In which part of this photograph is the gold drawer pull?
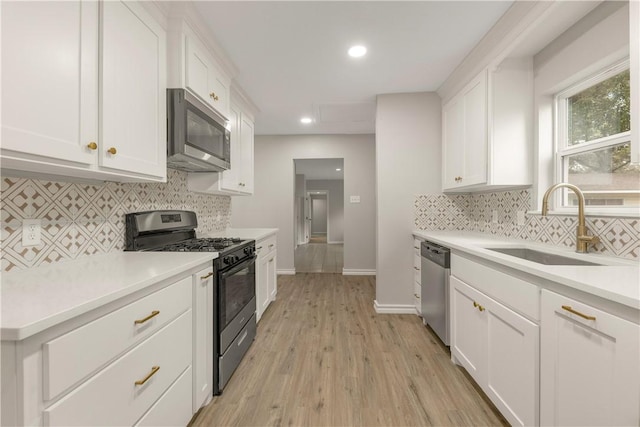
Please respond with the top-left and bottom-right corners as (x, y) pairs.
(87, 142), (97, 150)
(414, 293), (420, 298)
(562, 305), (596, 321)
(256, 246), (263, 250)
(414, 267), (420, 271)
(135, 366), (160, 386)
(209, 92), (219, 101)
(134, 310), (160, 324)
(200, 272), (214, 280)
(414, 246), (419, 249)
(473, 301), (485, 312)
(107, 147), (117, 155)
(269, 244), (274, 248)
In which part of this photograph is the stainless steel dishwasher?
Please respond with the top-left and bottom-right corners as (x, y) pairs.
(420, 241), (451, 346)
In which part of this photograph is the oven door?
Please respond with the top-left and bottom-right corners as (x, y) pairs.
(218, 256), (256, 333)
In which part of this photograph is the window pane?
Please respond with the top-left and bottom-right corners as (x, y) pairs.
(567, 69), (630, 146)
(565, 142), (640, 207)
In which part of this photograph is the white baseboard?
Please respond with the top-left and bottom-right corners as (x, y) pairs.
(373, 300), (417, 314)
(342, 269), (376, 276)
(277, 269), (296, 275)
(328, 241), (344, 245)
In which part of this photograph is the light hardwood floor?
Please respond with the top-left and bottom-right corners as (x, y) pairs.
(191, 274), (508, 427)
(294, 243), (343, 273)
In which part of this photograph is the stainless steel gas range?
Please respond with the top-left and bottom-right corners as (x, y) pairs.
(125, 210), (256, 395)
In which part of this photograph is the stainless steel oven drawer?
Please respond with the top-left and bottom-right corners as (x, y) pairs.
(219, 313), (256, 390)
(220, 296), (256, 351)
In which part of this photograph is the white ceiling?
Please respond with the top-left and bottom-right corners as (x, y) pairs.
(295, 158), (344, 180)
(194, 1), (513, 136)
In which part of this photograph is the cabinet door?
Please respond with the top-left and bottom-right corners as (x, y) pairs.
(461, 70), (487, 187)
(192, 267), (213, 411)
(450, 276), (486, 384)
(541, 290), (640, 427)
(221, 104), (241, 192)
(256, 250), (270, 322)
(100, 1), (166, 179)
(267, 252), (277, 302)
(1, 1), (98, 165)
(485, 295), (538, 427)
(442, 96), (464, 189)
(239, 116), (255, 193)
(185, 36), (229, 118)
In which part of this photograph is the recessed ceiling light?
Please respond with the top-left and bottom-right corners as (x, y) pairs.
(336, 168), (342, 171)
(348, 45), (367, 58)
(300, 117), (312, 124)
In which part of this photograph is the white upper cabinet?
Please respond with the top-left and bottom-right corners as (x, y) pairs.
(100, 1), (166, 179)
(184, 34), (230, 119)
(1, 1), (167, 183)
(442, 57), (533, 192)
(187, 88), (255, 196)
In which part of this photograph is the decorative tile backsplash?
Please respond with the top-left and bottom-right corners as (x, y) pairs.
(1, 169), (231, 272)
(415, 189), (640, 260)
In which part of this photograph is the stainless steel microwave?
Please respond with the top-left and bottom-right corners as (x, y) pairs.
(167, 88), (231, 172)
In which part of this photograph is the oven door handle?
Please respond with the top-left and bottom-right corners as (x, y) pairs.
(218, 255), (256, 278)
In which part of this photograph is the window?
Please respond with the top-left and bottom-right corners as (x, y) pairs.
(555, 61), (639, 211)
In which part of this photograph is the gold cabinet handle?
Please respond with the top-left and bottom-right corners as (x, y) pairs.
(87, 142), (97, 150)
(134, 310), (160, 324)
(414, 293), (420, 298)
(209, 92), (219, 101)
(414, 266), (420, 271)
(473, 301), (485, 312)
(269, 244), (274, 248)
(200, 271), (214, 280)
(561, 305), (596, 321)
(107, 147), (117, 155)
(256, 246), (263, 251)
(414, 246), (420, 249)
(135, 366), (160, 386)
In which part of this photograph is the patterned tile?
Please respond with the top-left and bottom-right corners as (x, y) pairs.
(1, 169), (232, 272)
(414, 188), (639, 260)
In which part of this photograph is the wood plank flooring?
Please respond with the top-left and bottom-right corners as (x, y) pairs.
(294, 243), (343, 273)
(191, 274), (508, 427)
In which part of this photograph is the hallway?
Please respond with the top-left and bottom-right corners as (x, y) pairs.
(294, 242), (343, 273)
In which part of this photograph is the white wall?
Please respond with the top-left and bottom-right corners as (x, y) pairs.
(533, 1), (629, 206)
(230, 134), (375, 273)
(306, 179), (344, 243)
(375, 92), (441, 310)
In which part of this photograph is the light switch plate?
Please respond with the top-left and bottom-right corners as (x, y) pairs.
(22, 219), (42, 247)
(350, 196), (361, 203)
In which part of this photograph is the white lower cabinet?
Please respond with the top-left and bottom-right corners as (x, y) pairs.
(451, 275), (538, 427)
(540, 290), (640, 426)
(192, 267), (214, 411)
(256, 234), (277, 322)
(1, 270), (200, 426)
(413, 239), (422, 314)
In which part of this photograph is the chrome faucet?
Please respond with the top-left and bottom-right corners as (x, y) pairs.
(541, 183), (600, 254)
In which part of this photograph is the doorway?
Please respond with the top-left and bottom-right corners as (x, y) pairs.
(293, 158), (344, 273)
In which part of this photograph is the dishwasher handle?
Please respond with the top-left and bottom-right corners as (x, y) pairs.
(420, 241), (451, 268)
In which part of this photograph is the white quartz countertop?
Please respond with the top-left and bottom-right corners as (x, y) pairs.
(413, 231), (640, 310)
(1, 252), (217, 341)
(201, 228), (278, 241)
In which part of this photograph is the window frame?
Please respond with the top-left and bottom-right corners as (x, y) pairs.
(553, 59), (636, 214)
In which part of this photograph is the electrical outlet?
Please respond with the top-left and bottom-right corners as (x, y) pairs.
(22, 219), (42, 247)
(491, 210), (498, 224)
(517, 211), (526, 226)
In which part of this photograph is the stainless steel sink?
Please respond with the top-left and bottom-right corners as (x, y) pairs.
(486, 247), (602, 266)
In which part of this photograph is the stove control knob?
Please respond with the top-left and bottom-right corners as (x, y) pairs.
(223, 256), (232, 265)
(244, 247), (253, 255)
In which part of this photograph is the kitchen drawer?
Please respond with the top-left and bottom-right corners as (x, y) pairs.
(451, 254), (539, 321)
(219, 314), (256, 389)
(44, 310), (192, 427)
(134, 366), (193, 427)
(257, 235), (276, 258)
(43, 277), (192, 401)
